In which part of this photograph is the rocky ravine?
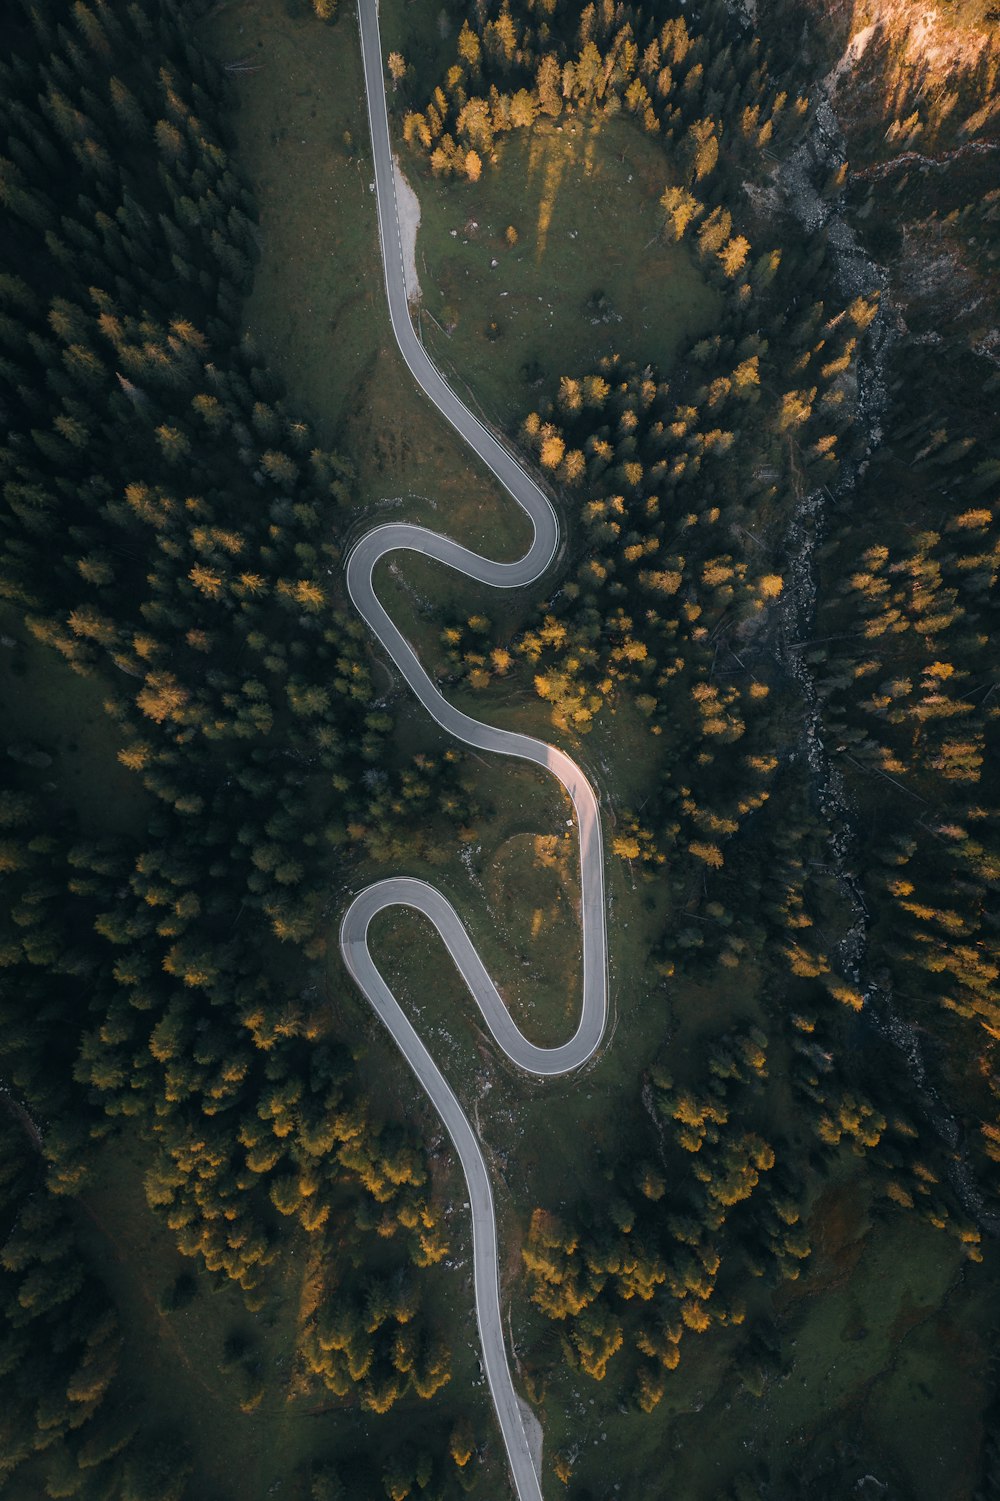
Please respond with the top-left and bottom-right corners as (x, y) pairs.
(764, 58), (1000, 1235)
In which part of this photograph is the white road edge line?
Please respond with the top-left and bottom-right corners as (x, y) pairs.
(341, 6), (611, 1498)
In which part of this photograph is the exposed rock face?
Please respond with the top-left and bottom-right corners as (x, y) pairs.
(771, 0), (999, 128)
(761, 0), (999, 353)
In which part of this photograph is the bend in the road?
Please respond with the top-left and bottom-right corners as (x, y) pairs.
(342, 6), (611, 1499)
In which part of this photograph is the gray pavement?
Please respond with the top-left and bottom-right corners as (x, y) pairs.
(340, 7), (611, 1496)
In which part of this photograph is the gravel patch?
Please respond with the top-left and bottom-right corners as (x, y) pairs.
(393, 153), (422, 303)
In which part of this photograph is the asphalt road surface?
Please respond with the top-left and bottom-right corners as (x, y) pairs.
(341, 6), (610, 1496)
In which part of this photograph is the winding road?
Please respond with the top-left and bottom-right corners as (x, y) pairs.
(340, 5), (610, 1497)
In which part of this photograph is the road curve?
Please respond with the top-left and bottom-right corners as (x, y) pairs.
(341, 5), (610, 1498)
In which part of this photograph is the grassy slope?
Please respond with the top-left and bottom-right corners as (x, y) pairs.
(407, 116), (720, 428)
(379, 0), (720, 431)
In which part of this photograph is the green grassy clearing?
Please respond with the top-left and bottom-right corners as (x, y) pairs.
(407, 117), (721, 428)
(335, 729), (582, 1046)
(363, 826), (582, 1057)
(372, 548), (549, 654)
(378, 0), (721, 430)
(0, 608), (150, 837)
(352, 811), (672, 1210)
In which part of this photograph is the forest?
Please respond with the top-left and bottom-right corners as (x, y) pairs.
(1, 0), (997, 1497)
